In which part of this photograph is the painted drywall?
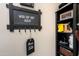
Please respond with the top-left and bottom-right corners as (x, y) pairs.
(0, 3), (59, 56)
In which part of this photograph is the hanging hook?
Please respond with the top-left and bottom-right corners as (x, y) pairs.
(19, 27), (20, 32)
(34, 26), (36, 32)
(25, 26), (26, 32)
(29, 28), (32, 42)
(30, 27), (31, 39)
(19, 29), (20, 32)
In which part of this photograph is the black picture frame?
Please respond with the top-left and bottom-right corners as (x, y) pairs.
(20, 3), (34, 8)
(6, 3), (42, 32)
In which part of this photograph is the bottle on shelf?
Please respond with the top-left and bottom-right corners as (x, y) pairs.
(69, 34), (73, 49)
(57, 23), (72, 33)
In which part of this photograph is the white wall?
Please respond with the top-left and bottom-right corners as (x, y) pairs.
(0, 3), (59, 56)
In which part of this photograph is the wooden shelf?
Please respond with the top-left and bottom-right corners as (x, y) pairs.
(57, 18), (73, 23)
(56, 3), (78, 56)
(57, 51), (65, 56)
(59, 43), (73, 52)
(56, 3), (73, 14)
(60, 52), (65, 56)
(57, 32), (72, 34)
(57, 4), (72, 11)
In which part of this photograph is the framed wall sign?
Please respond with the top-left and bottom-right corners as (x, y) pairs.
(60, 10), (73, 21)
(20, 3), (34, 8)
(6, 3), (42, 32)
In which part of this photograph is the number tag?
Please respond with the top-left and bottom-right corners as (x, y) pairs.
(26, 38), (35, 55)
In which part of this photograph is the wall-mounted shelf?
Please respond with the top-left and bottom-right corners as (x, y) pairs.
(56, 3), (78, 56)
(57, 51), (65, 56)
(56, 3), (73, 14)
(60, 52), (65, 56)
(58, 32), (72, 34)
(56, 3), (72, 12)
(57, 18), (73, 23)
(59, 43), (73, 52)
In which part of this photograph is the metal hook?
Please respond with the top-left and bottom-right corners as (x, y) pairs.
(29, 26), (32, 39)
(19, 29), (20, 32)
(29, 28), (32, 42)
(19, 27), (20, 32)
(25, 27), (26, 32)
(34, 26), (36, 32)
(25, 29), (26, 32)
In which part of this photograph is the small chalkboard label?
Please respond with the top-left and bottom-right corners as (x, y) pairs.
(26, 38), (35, 55)
(13, 10), (39, 26)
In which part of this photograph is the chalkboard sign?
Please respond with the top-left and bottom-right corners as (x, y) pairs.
(13, 10), (39, 26)
(26, 38), (35, 55)
(6, 4), (42, 32)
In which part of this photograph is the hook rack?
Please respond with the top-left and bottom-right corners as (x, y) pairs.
(6, 3), (42, 32)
